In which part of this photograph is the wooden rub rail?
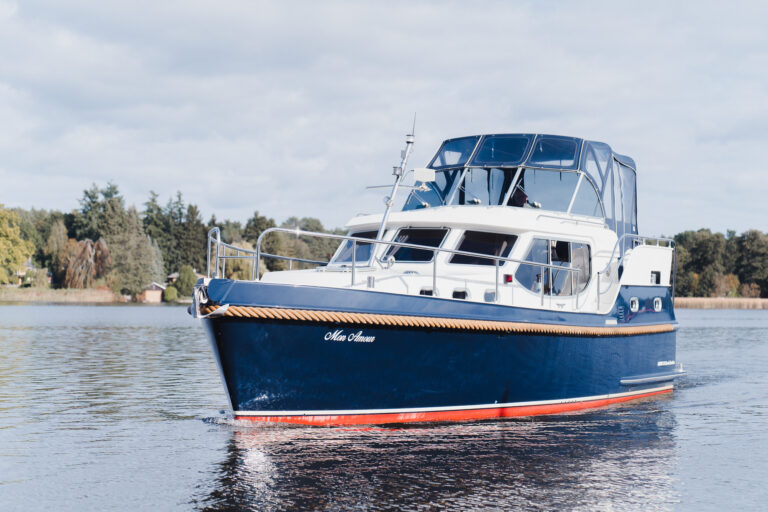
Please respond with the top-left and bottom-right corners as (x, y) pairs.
(199, 304), (675, 337)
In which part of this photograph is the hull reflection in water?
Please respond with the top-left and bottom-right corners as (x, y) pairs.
(194, 397), (677, 511)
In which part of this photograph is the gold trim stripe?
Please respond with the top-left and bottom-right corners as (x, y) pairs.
(200, 304), (675, 337)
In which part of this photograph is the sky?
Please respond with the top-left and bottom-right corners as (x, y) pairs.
(1, 0), (767, 235)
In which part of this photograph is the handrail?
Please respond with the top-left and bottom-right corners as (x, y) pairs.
(201, 226), (586, 306)
(598, 233), (675, 276)
(207, 227), (675, 311)
(595, 233), (677, 309)
(254, 226), (580, 283)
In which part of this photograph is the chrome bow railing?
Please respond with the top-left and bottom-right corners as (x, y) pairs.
(206, 227), (586, 307)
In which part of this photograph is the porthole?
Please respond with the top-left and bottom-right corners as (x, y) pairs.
(629, 297), (639, 313)
(653, 297), (662, 312)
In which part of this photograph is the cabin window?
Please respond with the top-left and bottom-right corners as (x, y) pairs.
(469, 135), (532, 166)
(569, 177), (603, 218)
(515, 239), (591, 296)
(507, 169), (580, 212)
(515, 239), (550, 293)
(571, 243), (591, 292)
(403, 169), (463, 210)
(333, 231), (377, 263)
(453, 168), (514, 206)
(527, 136), (580, 169)
(384, 228), (448, 262)
(428, 136), (480, 169)
(449, 231), (518, 266)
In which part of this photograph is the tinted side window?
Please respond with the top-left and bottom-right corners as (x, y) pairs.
(385, 228), (448, 262)
(515, 239), (591, 296)
(550, 240), (572, 296)
(515, 238), (550, 292)
(572, 243), (591, 292)
(450, 231), (517, 265)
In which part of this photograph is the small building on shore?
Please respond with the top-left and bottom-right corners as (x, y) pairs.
(137, 282), (166, 303)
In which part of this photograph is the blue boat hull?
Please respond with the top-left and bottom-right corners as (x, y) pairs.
(200, 280), (678, 425)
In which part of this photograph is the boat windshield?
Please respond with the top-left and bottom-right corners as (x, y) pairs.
(403, 167), (603, 217)
(428, 136), (480, 169)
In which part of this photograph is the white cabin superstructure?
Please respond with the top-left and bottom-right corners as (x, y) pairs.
(248, 133), (675, 317)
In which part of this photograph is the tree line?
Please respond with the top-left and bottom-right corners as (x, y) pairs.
(1, 183), (341, 299)
(674, 229), (768, 298)
(3, 185), (768, 299)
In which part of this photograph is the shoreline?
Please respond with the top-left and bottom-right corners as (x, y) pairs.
(0, 287), (120, 304)
(673, 297), (768, 309)
(0, 287), (195, 305)
(2, 287), (767, 309)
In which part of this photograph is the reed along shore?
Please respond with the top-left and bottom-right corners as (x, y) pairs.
(674, 297), (768, 309)
(0, 287), (120, 304)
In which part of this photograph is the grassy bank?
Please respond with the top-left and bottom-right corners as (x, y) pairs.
(0, 287), (120, 304)
(674, 297), (768, 309)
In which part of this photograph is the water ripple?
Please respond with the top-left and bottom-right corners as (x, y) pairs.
(1, 306), (767, 511)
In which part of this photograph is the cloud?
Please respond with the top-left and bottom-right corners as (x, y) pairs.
(1, 1), (767, 235)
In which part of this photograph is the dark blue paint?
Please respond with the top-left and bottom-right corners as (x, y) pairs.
(203, 279), (677, 413)
(206, 316), (676, 412)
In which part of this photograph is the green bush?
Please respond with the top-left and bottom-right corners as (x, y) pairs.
(176, 265), (196, 296)
(163, 285), (178, 302)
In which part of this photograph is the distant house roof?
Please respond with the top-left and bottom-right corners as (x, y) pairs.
(145, 282), (167, 291)
(168, 272), (180, 279)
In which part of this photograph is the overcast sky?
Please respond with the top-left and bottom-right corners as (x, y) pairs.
(1, 1), (766, 235)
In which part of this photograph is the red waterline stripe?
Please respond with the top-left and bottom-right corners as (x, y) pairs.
(234, 388), (673, 426)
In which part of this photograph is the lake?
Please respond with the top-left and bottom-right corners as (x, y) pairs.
(0, 305), (766, 511)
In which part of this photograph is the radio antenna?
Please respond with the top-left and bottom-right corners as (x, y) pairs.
(375, 116), (417, 242)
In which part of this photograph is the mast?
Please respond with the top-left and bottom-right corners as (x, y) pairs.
(375, 117), (415, 241)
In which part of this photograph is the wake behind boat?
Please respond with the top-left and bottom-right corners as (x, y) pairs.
(193, 131), (684, 425)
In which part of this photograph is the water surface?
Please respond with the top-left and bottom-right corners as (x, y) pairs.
(0, 306), (765, 510)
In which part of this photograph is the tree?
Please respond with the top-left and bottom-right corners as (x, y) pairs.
(222, 241), (258, 280)
(276, 217), (341, 270)
(674, 244), (695, 296)
(176, 265), (197, 296)
(72, 183), (129, 242)
(13, 207), (48, 267)
(45, 219), (69, 286)
(180, 204), (207, 273)
(62, 238), (111, 289)
(30, 268), (50, 288)
(243, 211), (276, 243)
(143, 191), (165, 242)
(45, 219), (68, 256)
(674, 229), (727, 296)
(712, 273), (739, 297)
(243, 211), (283, 271)
(163, 285), (178, 302)
(0, 206), (34, 284)
(734, 230), (768, 296)
(143, 191), (207, 276)
(220, 219), (243, 244)
(740, 283), (761, 298)
(109, 207), (164, 297)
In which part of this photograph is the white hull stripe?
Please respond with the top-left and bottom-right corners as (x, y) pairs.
(235, 384), (673, 417)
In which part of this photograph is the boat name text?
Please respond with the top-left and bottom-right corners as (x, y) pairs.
(324, 329), (376, 343)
